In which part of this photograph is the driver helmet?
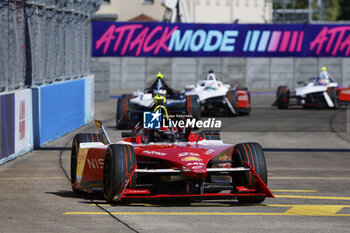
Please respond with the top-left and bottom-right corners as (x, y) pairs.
(320, 66), (327, 72)
(156, 72), (163, 79)
(158, 89), (167, 97)
(207, 69), (216, 81)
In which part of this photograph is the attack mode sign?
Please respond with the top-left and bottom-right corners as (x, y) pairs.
(92, 22), (350, 57)
(93, 22), (239, 57)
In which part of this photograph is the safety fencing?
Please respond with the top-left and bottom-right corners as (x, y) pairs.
(0, 0), (101, 165)
(0, 0), (100, 91)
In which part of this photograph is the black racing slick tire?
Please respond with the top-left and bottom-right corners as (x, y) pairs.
(116, 94), (133, 129)
(276, 86), (290, 109)
(233, 143), (267, 203)
(226, 90), (237, 116)
(186, 95), (201, 120)
(103, 144), (136, 203)
(71, 133), (104, 193)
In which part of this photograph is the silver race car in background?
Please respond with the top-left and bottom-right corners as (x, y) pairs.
(273, 76), (350, 109)
(184, 70), (251, 116)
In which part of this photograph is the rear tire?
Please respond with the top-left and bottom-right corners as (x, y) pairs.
(186, 95), (201, 120)
(116, 94), (133, 129)
(103, 144), (136, 203)
(276, 86), (289, 109)
(71, 133), (104, 193)
(233, 143), (267, 203)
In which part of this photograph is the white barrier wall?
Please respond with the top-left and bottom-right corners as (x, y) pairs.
(14, 89), (33, 156)
(0, 89), (33, 165)
(84, 75), (95, 124)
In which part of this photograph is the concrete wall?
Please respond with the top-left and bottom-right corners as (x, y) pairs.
(92, 60), (110, 101)
(92, 57), (350, 91)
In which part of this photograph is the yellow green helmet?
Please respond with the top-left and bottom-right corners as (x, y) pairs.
(156, 72), (163, 79)
(321, 66), (327, 71)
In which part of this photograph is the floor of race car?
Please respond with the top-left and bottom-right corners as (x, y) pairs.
(0, 97), (349, 233)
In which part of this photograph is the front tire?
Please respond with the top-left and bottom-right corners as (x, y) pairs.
(71, 133), (104, 193)
(103, 144), (136, 203)
(233, 142), (267, 203)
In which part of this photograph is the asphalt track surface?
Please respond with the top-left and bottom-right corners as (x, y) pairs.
(0, 96), (350, 233)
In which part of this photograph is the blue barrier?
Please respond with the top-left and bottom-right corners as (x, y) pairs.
(33, 78), (88, 147)
(0, 77), (93, 165)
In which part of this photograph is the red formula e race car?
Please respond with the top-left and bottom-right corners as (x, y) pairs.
(71, 113), (273, 204)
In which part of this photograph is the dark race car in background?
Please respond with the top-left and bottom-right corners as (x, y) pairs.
(116, 73), (200, 129)
(273, 77), (350, 109)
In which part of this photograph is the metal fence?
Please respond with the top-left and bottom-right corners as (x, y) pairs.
(0, 0), (101, 91)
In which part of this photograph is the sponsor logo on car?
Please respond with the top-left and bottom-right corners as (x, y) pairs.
(186, 162), (204, 166)
(181, 156), (203, 162)
(87, 158), (104, 169)
(217, 153), (231, 167)
(205, 149), (215, 155)
(178, 152), (200, 157)
(218, 154), (229, 160)
(340, 89), (350, 95)
(143, 150), (167, 156)
(192, 165), (204, 169)
(238, 94), (249, 101)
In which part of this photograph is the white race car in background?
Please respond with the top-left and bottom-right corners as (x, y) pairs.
(184, 74), (250, 116)
(273, 77), (350, 109)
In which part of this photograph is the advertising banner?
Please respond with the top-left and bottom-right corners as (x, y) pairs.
(92, 22), (350, 57)
(14, 89), (33, 155)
